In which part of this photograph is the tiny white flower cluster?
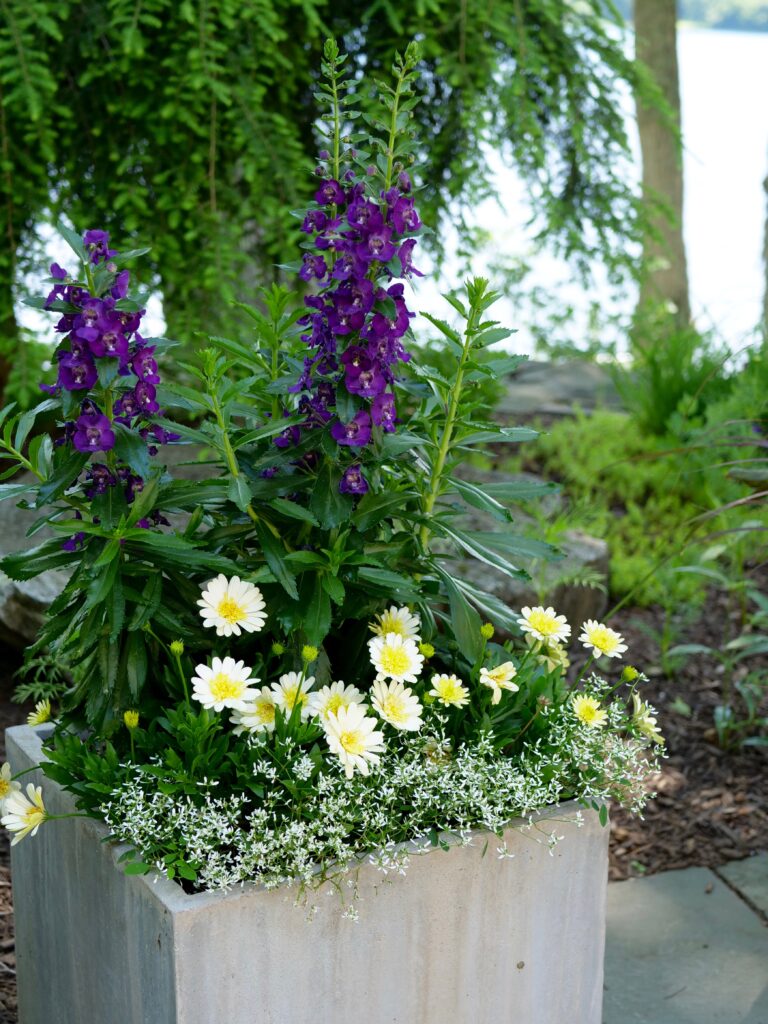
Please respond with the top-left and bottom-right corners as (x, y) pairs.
(101, 692), (660, 900)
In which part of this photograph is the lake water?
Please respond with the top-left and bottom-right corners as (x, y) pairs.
(20, 27), (768, 357)
(415, 26), (768, 356)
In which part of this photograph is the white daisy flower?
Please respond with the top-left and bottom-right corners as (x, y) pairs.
(371, 679), (423, 731)
(197, 574), (267, 637)
(369, 605), (421, 641)
(368, 633), (424, 683)
(0, 763), (20, 812)
(428, 673), (469, 707)
(191, 657), (259, 712)
(324, 703), (386, 779)
(479, 662), (519, 705)
(579, 620), (628, 659)
(230, 687), (277, 735)
(518, 606), (571, 644)
(632, 693), (664, 744)
(307, 681), (364, 723)
(1, 784), (47, 845)
(271, 672), (315, 721)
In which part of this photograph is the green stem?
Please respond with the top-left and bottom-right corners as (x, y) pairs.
(418, 305), (478, 553)
(384, 71), (407, 191)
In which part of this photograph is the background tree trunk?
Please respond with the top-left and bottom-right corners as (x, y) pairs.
(634, 0), (691, 324)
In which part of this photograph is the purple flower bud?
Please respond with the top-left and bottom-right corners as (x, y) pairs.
(330, 410), (372, 448)
(73, 410), (115, 453)
(318, 149), (331, 160)
(392, 196), (422, 235)
(339, 465), (369, 495)
(62, 532), (86, 552)
(50, 263), (68, 280)
(398, 238), (423, 278)
(111, 270), (130, 299)
(398, 171), (412, 193)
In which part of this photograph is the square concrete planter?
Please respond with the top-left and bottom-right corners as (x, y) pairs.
(8, 724), (608, 1024)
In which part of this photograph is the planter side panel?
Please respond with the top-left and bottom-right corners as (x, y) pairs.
(173, 808), (608, 1024)
(8, 726), (177, 1024)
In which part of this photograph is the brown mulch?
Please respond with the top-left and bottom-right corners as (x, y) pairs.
(0, 589), (765, 1021)
(607, 586), (768, 881)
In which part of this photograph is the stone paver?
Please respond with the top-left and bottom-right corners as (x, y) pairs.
(717, 854), (768, 919)
(604, 866), (768, 1024)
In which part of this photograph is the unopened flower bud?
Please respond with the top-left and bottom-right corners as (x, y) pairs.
(302, 645), (319, 663)
(170, 640), (184, 657)
(480, 623), (494, 640)
(271, 642), (285, 656)
(621, 666), (639, 683)
(123, 710), (139, 730)
(418, 642), (435, 659)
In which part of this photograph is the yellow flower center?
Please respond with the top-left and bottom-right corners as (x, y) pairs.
(255, 700), (275, 725)
(0, 779), (10, 799)
(379, 612), (407, 636)
(216, 596), (247, 624)
(380, 694), (409, 725)
(436, 678), (464, 702)
(24, 807), (43, 828)
(380, 645), (411, 676)
(326, 693), (346, 716)
(339, 730), (366, 756)
(488, 666), (514, 685)
(527, 610), (560, 637)
(588, 627), (618, 654)
(209, 673), (244, 702)
(282, 685), (307, 711)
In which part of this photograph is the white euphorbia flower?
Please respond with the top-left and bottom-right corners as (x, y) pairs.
(428, 674), (469, 707)
(371, 679), (423, 731)
(230, 687), (277, 735)
(0, 763), (20, 812)
(271, 672), (315, 722)
(518, 606), (571, 644)
(2, 784), (47, 845)
(191, 657), (259, 712)
(579, 620), (628, 659)
(479, 662), (519, 705)
(368, 633), (424, 683)
(306, 681), (364, 723)
(324, 703), (386, 779)
(369, 605), (421, 641)
(197, 574), (267, 637)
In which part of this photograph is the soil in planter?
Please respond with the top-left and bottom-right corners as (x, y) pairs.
(0, 582), (765, 1021)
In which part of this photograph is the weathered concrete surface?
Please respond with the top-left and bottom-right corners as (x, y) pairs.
(716, 854), (768, 919)
(604, 867), (768, 1024)
(9, 725), (609, 1024)
(497, 359), (623, 422)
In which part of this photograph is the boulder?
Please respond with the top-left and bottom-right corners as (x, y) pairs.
(495, 359), (623, 422)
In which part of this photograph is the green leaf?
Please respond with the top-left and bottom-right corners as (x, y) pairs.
(448, 479), (512, 522)
(0, 483), (35, 503)
(254, 522), (299, 600)
(437, 523), (530, 580)
(227, 475), (252, 513)
(321, 573), (345, 605)
(1, 538), (78, 580)
(420, 311), (461, 344)
(113, 423), (151, 479)
(268, 498), (319, 526)
(124, 631), (148, 699)
(309, 463), (353, 529)
(37, 449), (90, 505)
(357, 566), (421, 601)
(352, 490), (415, 531)
(57, 222), (87, 261)
(96, 358), (120, 388)
(128, 573), (163, 630)
(598, 804), (609, 827)
(435, 567), (483, 663)
(302, 575), (331, 646)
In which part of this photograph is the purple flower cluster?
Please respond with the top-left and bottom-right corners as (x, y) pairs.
(41, 230), (176, 525)
(291, 170), (422, 495)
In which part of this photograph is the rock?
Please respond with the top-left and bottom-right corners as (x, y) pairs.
(495, 359), (623, 422)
